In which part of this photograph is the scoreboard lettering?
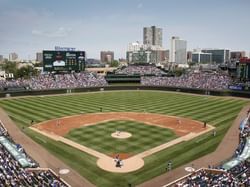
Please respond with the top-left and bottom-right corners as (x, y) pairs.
(43, 50), (85, 72)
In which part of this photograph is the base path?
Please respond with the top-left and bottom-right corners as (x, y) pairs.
(33, 112), (207, 136)
(0, 108), (95, 187)
(32, 112), (213, 173)
(138, 104), (250, 187)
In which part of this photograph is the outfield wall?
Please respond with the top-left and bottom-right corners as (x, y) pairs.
(0, 85), (250, 98)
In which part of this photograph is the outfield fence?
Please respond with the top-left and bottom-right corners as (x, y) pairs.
(0, 85), (250, 98)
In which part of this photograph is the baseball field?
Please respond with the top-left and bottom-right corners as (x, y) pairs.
(0, 90), (248, 187)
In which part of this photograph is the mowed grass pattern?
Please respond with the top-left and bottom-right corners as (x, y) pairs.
(0, 91), (248, 187)
(65, 120), (177, 155)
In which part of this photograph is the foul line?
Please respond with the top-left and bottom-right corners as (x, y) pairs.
(29, 124), (214, 173)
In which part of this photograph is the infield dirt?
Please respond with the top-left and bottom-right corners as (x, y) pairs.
(33, 112), (206, 136)
(31, 112), (213, 173)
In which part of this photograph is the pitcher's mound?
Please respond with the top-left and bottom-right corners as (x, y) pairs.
(111, 131), (132, 139)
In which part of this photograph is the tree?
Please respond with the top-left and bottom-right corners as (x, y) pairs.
(1, 61), (39, 79)
(172, 67), (186, 76)
(33, 62), (43, 67)
(188, 61), (196, 67)
(16, 65), (38, 78)
(110, 60), (119, 67)
(2, 61), (18, 77)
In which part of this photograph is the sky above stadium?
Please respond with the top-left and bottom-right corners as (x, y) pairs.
(0, 0), (249, 60)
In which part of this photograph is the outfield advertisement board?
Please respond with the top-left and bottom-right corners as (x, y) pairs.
(43, 50), (85, 72)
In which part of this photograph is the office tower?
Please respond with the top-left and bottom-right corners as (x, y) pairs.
(187, 51), (193, 62)
(100, 51), (114, 63)
(9, 52), (18, 61)
(143, 26), (162, 47)
(0, 55), (3, 62)
(170, 36), (187, 64)
(192, 52), (212, 63)
(201, 49), (230, 64)
(150, 49), (168, 63)
(127, 41), (167, 64)
(36, 52), (43, 62)
(128, 42), (145, 52)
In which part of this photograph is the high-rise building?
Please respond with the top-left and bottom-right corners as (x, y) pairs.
(143, 26), (162, 47)
(187, 51), (192, 62)
(201, 49), (230, 64)
(128, 42), (147, 52)
(170, 36), (187, 64)
(0, 55), (3, 62)
(150, 49), (169, 63)
(127, 42), (168, 64)
(9, 52), (18, 61)
(192, 52), (212, 64)
(230, 51), (246, 61)
(36, 52), (43, 62)
(100, 51), (114, 63)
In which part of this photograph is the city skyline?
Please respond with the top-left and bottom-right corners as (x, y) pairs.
(0, 0), (249, 60)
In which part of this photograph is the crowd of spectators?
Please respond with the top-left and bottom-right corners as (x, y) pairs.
(141, 72), (232, 90)
(234, 118), (250, 158)
(115, 65), (166, 76)
(0, 121), (69, 187)
(173, 169), (243, 186)
(0, 72), (108, 91)
(228, 160), (250, 184)
(168, 112), (250, 187)
(0, 69), (235, 91)
(0, 79), (29, 91)
(28, 74), (57, 90)
(74, 72), (108, 88)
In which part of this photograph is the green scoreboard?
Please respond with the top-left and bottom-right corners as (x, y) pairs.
(43, 50), (85, 72)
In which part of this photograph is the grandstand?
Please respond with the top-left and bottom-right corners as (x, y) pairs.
(164, 113), (250, 186)
(0, 121), (70, 187)
(165, 166), (249, 186)
(141, 71), (232, 90)
(0, 65), (235, 92)
(0, 64), (250, 186)
(0, 72), (108, 91)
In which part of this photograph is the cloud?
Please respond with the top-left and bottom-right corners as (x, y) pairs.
(32, 27), (72, 38)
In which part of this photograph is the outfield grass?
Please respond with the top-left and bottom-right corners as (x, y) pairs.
(0, 91), (248, 187)
(65, 120), (178, 155)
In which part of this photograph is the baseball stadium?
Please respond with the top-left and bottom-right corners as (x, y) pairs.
(0, 58), (250, 187)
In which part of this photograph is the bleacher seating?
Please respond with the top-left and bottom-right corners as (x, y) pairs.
(0, 72), (108, 91)
(141, 71), (232, 90)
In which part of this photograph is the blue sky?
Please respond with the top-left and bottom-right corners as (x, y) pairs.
(0, 0), (249, 60)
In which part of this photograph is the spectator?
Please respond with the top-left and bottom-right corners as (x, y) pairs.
(0, 122), (69, 187)
(141, 71), (232, 90)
